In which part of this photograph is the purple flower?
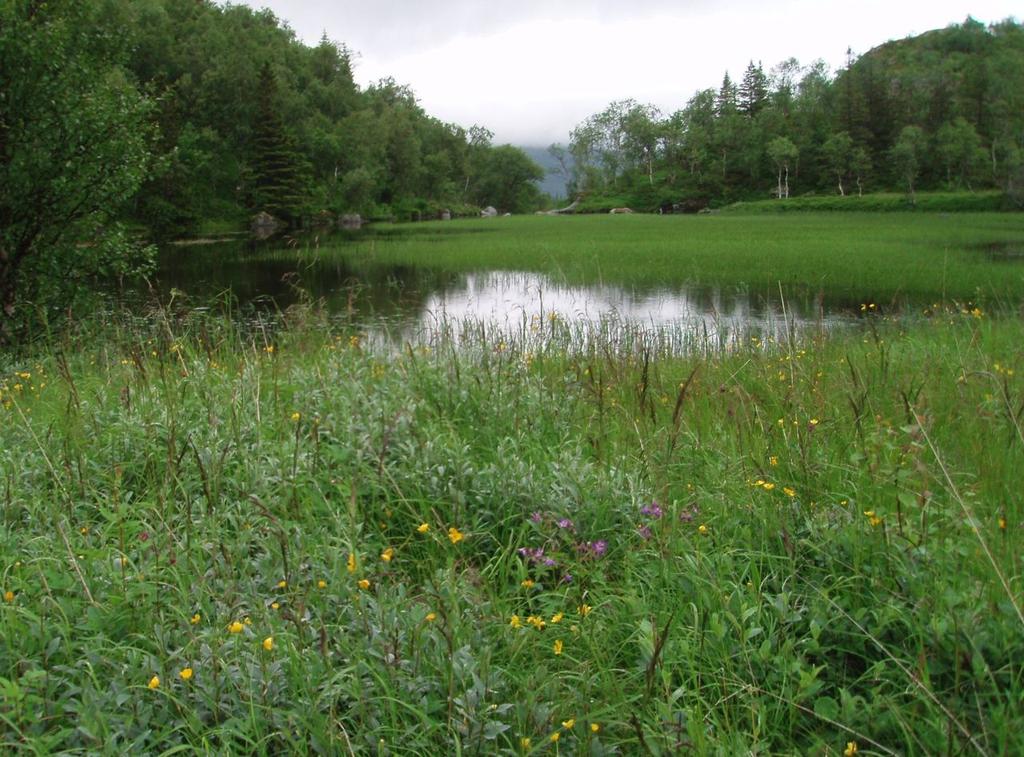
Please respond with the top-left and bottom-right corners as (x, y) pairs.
(637, 525), (652, 540)
(530, 511), (544, 523)
(574, 540), (608, 559)
(641, 502), (664, 519)
(561, 573), (573, 584)
(557, 518), (575, 531)
(518, 546), (546, 565)
(679, 504), (701, 523)
(543, 557), (558, 567)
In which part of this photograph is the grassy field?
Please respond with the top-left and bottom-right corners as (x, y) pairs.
(299, 213), (1024, 306)
(1, 297), (1022, 753)
(722, 191), (1010, 214)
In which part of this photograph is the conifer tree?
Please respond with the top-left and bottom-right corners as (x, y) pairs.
(716, 73), (738, 117)
(249, 62), (309, 226)
(739, 61), (769, 117)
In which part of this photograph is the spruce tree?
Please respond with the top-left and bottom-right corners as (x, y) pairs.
(716, 72), (738, 116)
(739, 61), (768, 117)
(249, 62), (308, 226)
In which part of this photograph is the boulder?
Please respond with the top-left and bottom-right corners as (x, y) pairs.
(339, 213), (362, 230)
(481, 206), (498, 218)
(440, 209), (452, 221)
(609, 207), (634, 214)
(250, 211), (282, 239)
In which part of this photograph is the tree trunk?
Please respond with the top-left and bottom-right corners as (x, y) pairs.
(837, 172), (845, 196)
(856, 175), (863, 197)
(783, 165), (790, 199)
(777, 167), (783, 199)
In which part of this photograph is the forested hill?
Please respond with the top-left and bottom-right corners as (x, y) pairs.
(561, 17), (1024, 211)
(109, 0), (545, 234)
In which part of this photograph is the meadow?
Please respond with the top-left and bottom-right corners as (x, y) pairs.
(1, 213), (1023, 754)
(303, 213), (1024, 307)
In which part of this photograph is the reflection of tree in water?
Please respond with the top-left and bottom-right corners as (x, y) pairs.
(148, 228), (893, 348)
(152, 239), (463, 329)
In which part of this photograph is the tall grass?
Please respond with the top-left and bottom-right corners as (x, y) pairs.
(1, 302), (1022, 753)
(296, 213), (1024, 305)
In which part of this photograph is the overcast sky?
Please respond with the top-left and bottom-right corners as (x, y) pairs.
(239, 1), (1020, 146)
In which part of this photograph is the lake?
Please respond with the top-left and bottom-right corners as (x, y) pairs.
(152, 229), (858, 352)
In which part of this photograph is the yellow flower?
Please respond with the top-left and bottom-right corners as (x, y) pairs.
(520, 736), (531, 749)
(3, 590), (14, 603)
(228, 621), (244, 634)
(550, 732), (560, 743)
(509, 614), (522, 628)
(783, 487), (796, 498)
(244, 617), (252, 625)
(527, 615), (546, 630)
(277, 580), (287, 588)
(448, 527), (464, 544)
(999, 517), (1007, 530)
(590, 723), (601, 733)
(553, 639), (564, 655)
(264, 345), (275, 354)
(190, 613), (201, 625)
(769, 456), (778, 467)
(561, 718), (575, 729)
(844, 742), (858, 757)
(417, 523), (430, 533)
(358, 579), (371, 590)
(179, 667), (193, 681)
(698, 524), (708, 534)
(551, 612), (564, 624)
(290, 412), (301, 422)
(425, 612), (437, 622)
(147, 675), (160, 690)
(263, 636), (274, 651)
(578, 604), (592, 617)
(347, 553), (357, 573)
(317, 580), (327, 589)
(809, 418), (820, 426)
(520, 579), (534, 588)
(381, 547), (395, 562)
(869, 516), (883, 527)
(271, 602), (280, 610)
(762, 482), (775, 491)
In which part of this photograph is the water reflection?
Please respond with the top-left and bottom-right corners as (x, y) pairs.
(153, 241), (848, 352)
(408, 270), (841, 350)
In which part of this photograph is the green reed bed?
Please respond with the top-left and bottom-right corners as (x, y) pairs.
(302, 213), (1024, 306)
(0, 307), (1022, 754)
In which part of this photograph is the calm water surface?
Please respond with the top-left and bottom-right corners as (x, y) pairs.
(152, 231), (854, 350)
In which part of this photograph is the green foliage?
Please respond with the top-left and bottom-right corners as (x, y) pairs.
(246, 62), (311, 226)
(26, 0), (545, 235)
(0, 0), (155, 341)
(0, 300), (1022, 752)
(568, 18), (1024, 212)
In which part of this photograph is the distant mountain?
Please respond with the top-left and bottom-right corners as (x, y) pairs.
(520, 145), (572, 199)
